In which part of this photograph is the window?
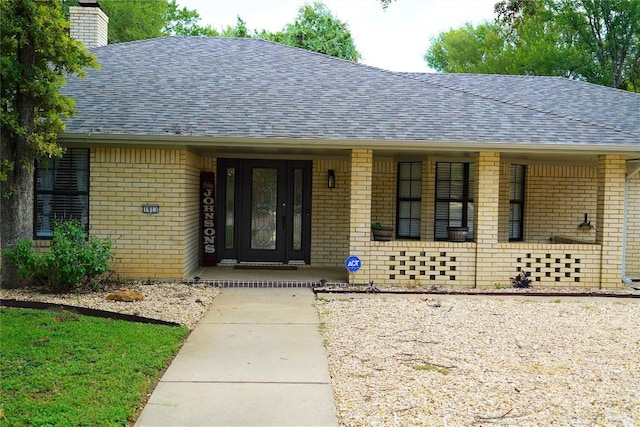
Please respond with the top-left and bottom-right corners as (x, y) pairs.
(224, 166), (236, 249)
(34, 149), (89, 238)
(509, 164), (526, 241)
(435, 162), (474, 240)
(396, 162), (421, 239)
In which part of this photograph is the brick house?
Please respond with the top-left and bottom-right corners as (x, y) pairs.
(43, 5), (640, 288)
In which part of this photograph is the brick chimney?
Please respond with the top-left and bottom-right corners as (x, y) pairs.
(69, 0), (108, 48)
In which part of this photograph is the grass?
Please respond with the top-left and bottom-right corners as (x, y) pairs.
(413, 362), (451, 375)
(0, 307), (189, 427)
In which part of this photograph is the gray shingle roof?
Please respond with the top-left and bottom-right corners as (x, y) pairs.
(402, 72), (640, 138)
(61, 36), (640, 147)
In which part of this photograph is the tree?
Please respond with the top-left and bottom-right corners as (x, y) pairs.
(61, 0), (218, 43)
(550, 0), (640, 90)
(221, 16), (251, 38)
(380, 0), (395, 9)
(425, 22), (517, 74)
(163, 0), (219, 37)
(260, 2), (361, 62)
(426, 0), (640, 91)
(0, 0), (97, 286)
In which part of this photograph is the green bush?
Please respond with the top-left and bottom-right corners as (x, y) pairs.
(3, 220), (113, 292)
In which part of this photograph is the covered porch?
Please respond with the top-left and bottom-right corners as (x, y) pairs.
(343, 149), (634, 289)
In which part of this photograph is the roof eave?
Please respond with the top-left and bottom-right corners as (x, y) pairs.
(58, 132), (640, 156)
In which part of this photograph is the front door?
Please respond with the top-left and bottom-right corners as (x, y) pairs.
(217, 159), (311, 263)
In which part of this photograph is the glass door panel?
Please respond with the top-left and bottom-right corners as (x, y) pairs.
(292, 168), (303, 251)
(225, 167), (235, 249)
(251, 168), (278, 250)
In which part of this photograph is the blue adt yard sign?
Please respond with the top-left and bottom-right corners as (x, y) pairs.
(345, 255), (361, 273)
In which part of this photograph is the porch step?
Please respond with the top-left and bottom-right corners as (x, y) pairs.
(233, 265), (298, 271)
(197, 279), (331, 288)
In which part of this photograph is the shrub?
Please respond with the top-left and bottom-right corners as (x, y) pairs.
(513, 271), (532, 288)
(3, 220), (113, 293)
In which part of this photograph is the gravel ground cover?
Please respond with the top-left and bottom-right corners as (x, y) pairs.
(317, 295), (640, 426)
(0, 282), (219, 330)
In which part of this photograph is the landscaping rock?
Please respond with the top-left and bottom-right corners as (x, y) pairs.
(105, 290), (144, 302)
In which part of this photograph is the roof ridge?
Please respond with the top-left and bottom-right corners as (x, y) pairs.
(398, 73), (640, 138)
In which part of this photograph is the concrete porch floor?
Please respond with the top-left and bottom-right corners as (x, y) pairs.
(191, 266), (349, 288)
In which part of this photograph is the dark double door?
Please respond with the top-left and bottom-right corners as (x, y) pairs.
(217, 159), (311, 263)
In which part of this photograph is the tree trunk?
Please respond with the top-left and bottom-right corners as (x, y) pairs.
(0, 9), (36, 288)
(0, 134), (34, 288)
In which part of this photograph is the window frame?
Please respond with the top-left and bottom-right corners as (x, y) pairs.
(396, 162), (422, 240)
(434, 162), (474, 241)
(509, 164), (526, 242)
(33, 148), (90, 239)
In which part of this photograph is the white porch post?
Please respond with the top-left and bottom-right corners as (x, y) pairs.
(474, 152), (501, 288)
(596, 154), (626, 288)
(348, 149), (373, 284)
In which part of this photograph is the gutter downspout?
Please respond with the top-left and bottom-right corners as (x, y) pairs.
(622, 160), (640, 285)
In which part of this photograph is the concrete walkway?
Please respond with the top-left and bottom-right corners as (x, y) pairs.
(134, 288), (338, 427)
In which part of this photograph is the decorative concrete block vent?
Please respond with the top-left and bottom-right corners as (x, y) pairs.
(516, 253), (584, 284)
(388, 251), (460, 282)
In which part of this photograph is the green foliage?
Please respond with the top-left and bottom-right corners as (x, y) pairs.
(1, 1), (98, 286)
(60, 1), (358, 60)
(380, 0), (395, 9)
(163, 0), (219, 37)
(425, 22), (516, 74)
(270, 2), (361, 61)
(61, 0), (218, 43)
(221, 16), (252, 38)
(0, 307), (188, 426)
(413, 362), (451, 374)
(425, 0), (640, 91)
(3, 220), (113, 292)
(0, 0), (97, 185)
(2, 239), (40, 281)
(550, 0), (640, 90)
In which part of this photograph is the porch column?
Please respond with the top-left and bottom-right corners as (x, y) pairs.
(474, 152), (501, 288)
(596, 154), (626, 288)
(348, 148), (373, 284)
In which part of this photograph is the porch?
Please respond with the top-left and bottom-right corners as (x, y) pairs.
(341, 150), (632, 289)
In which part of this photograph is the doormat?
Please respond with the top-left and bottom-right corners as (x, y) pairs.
(233, 265), (298, 271)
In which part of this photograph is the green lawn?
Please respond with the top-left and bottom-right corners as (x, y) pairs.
(0, 307), (189, 427)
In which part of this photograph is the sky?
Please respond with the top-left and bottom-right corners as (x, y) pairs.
(177, 0), (497, 72)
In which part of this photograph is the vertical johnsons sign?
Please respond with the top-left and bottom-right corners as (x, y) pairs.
(200, 172), (217, 266)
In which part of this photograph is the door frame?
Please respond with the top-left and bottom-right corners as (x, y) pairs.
(216, 159), (312, 264)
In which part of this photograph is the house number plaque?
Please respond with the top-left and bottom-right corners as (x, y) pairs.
(142, 204), (159, 215)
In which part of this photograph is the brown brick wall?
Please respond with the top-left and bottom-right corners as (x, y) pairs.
(348, 149), (373, 283)
(90, 148), (193, 280)
(525, 165), (597, 243)
(627, 174), (640, 277)
(596, 155), (626, 287)
(311, 160), (350, 266)
(474, 152), (501, 287)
